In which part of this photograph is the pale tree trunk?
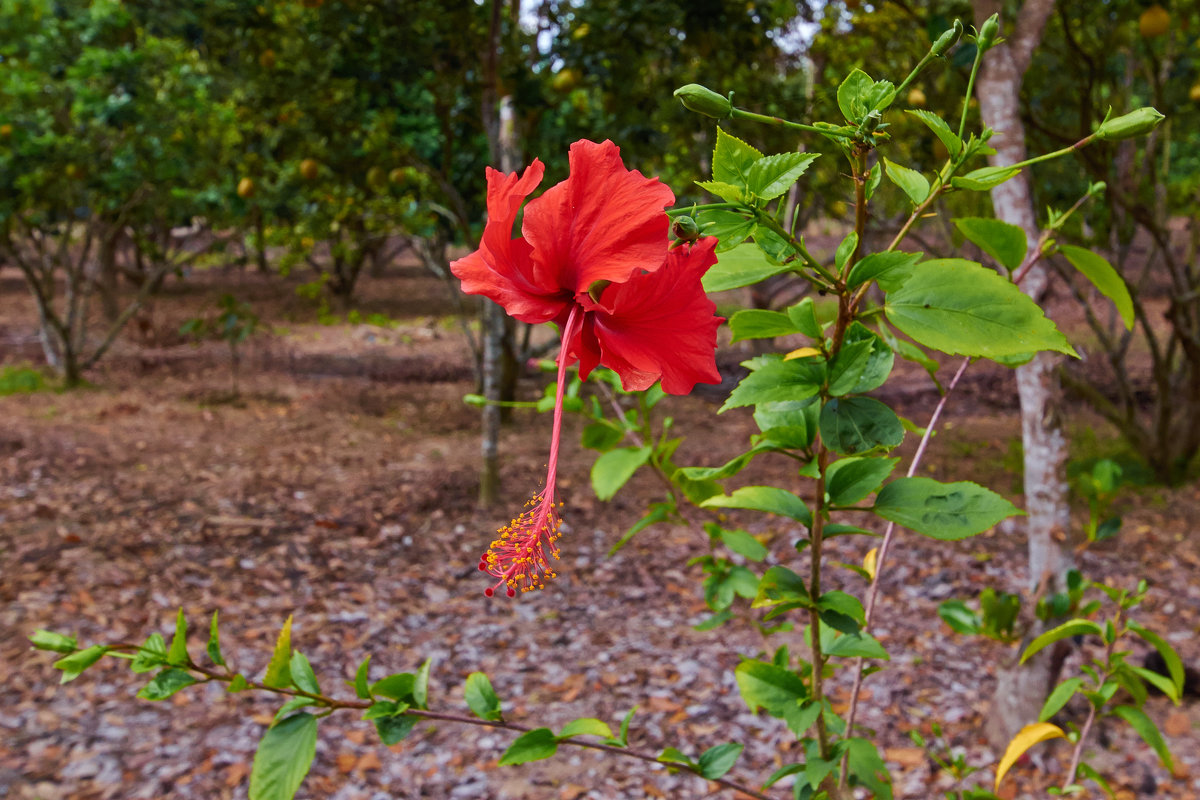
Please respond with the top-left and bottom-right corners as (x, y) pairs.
(972, 0), (1075, 749)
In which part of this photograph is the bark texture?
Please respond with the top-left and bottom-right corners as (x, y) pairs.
(972, 0), (1074, 750)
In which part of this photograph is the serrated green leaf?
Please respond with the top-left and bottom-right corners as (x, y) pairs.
(747, 152), (819, 200)
(697, 210), (756, 252)
(207, 611), (225, 667)
(1039, 677), (1083, 722)
(29, 630), (77, 654)
(229, 674), (250, 693)
(884, 158), (930, 205)
(729, 309), (800, 342)
(846, 251), (922, 292)
(374, 714), (418, 746)
(167, 608), (189, 667)
(499, 728), (559, 766)
(754, 400), (819, 450)
(591, 446), (652, 501)
(753, 565), (811, 610)
(885, 259), (1077, 358)
(722, 356), (825, 412)
(54, 645), (108, 684)
(699, 742), (743, 779)
(249, 712), (318, 800)
(786, 297), (821, 338)
(696, 180), (747, 203)
(735, 659), (808, 717)
(131, 633), (168, 674)
(262, 616), (293, 689)
(874, 477), (1021, 540)
(906, 109), (962, 156)
(289, 651), (320, 696)
(1021, 619), (1105, 664)
(464, 672), (502, 721)
(371, 672), (415, 701)
(1111, 705), (1173, 771)
(953, 217), (1028, 272)
(826, 456), (899, 506)
(136, 668), (198, 701)
(1059, 245), (1134, 330)
(712, 128), (762, 188)
(558, 718), (613, 740)
(701, 242), (787, 291)
(844, 738), (893, 800)
(354, 655), (372, 700)
(701, 486), (812, 526)
(819, 397), (904, 456)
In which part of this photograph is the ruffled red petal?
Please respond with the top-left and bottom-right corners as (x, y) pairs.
(450, 160), (570, 324)
(578, 237), (724, 395)
(522, 140), (675, 295)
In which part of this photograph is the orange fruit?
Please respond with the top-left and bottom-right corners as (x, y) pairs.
(0, 123), (12, 138)
(1190, 83), (1200, 103)
(1139, 4), (1169, 38)
(237, 177), (256, 198)
(299, 158), (320, 181)
(907, 87), (927, 107)
(259, 49), (276, 69)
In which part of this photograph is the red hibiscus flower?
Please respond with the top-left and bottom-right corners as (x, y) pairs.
(452, 139), (723, 597)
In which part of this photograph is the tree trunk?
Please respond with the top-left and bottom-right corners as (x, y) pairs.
(972, 0), (1074, 750)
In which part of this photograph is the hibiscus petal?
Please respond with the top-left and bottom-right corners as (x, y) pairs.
(522, 139), (675, 294)
(586, 238), (724, 395)
(450, 160), (569, 324)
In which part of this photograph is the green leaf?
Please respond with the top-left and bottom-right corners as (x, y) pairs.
(698, 211), (757, 253)
(362, 699), (406, 720)
(938, 600), (982, 635)
(499, 728), (559, 766)
(1040, 677), (1084, 722)
(906, 109), (962, 157)
(229, 674), (250, 693)
(657, 747), (697, 769)
(753, 565), (812, 610)
(884, 158), (930, 205)
(836, 233), (859, 272)
(1059, 245), (1134, 330)
(54, 645), (109, 683)
(1020, 619), (1105, 664)
(722, 356), (824, 412)
(130, 633), (168, 674)
(289, 651), (320, 696)
(262, 616), (293, 689)
(841, 323), (894, 394)
(699, 743), (743, 779)
(591, 446), (652, 501)
(167, 608), (189, 667)
(837, 69), (893, 121)
(581, 422), (624, 451)
(846, 251), (922, 292)
(951, 165), (1020, 191)
(885, 259), (1077, 358)
(413, 657), (432, 710)
(248, 712), (318, 800)
(735, 659), (808, 718)
(827, 338), (875, 396)
(1128, 622), (1185, 699)
(826, 457), (899, 506)
(701, 486), (812, 526)
(729, 309), (799, 342)
(953, 217), (1028, 272)
(747, 152), (819, 200)
(558, 718), (614, 740)
(712, 128), (762, 188)
(464, 672), (502, 721)
(273, 697), (317, 724)
(819, 397), (904, 456)
(372, 672), (415, 701)
(1127, 665), (1181, 704)
(874, 477), (1021, 541)
(353, 655), (372, 700)
(754, 400), (819, 449)
(1111, 705), (1173, 771)
(616, 706), (637, 747)
(30, 630), (77, 654)
(679, 442), (774, 482)
(702, 242), (788, 291)
(696, 180), (748, 203)
(844, 738), (894, 800)
(136, 668), (198, 701)
(720, 528), (768, 562)
(786, 297), (821, 339)
(609, 501), (672, 556)
(824, 631), (889, 659)
(207, 611), (225, 667)
(374, 714), (418, 746)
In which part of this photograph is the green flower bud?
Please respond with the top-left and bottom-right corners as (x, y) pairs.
(931, 20), (963, 57)
(977, 13), (1000, 52)
(673, 84), (732, 120)
(1094, 107), (1165, 141)
(671, 215), (701, 242)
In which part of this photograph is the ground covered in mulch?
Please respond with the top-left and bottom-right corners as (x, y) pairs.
(2, 266), (1199, 800)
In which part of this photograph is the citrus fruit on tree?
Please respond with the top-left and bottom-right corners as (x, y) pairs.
(0, 123), (12, 139)
(237, 177), (256, 199)
(1190, 82), (1200, 103)
(1139, 4), (1169, 38)
(299, 158), (320, 181)
(552, 68), (580, 93)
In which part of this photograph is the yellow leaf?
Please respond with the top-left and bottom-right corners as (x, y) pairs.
(863, 547), (878, 580)
(995, 722), (1064, 791)
(784, 347), (822, 361)
(263, 615), (293, 689)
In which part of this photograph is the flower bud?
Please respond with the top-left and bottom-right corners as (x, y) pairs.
(931, 20), (963, 57)
(673, 84), (732, 120)
(1094, 107), (1165, 141)
(976, 13), (999, 52)
(671, 215), (701, 242)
